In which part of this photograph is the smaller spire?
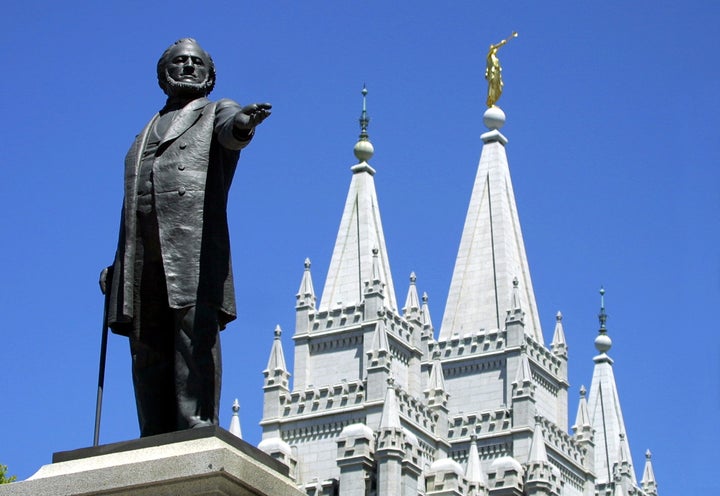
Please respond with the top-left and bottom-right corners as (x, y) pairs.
(465, 434), (487, 487)
(572, 385), (591, 435)
(513, 350), (533, 386)
(528, 416), (549, 463)
(512, 348), (536, 400)
(428, 360), (446, 392)
(641, 450), (658, 495)
(379, 378), (402, 430)
(505, 276), (525, 324)
(296, 258), (316, 309)
(372, 246), (380, 281)
(595, 287), (613, 353)
(229, 398), (242, 438)
(614, 433), (634, 488)
(618, 433), (629, 464)
(551, 310), (567, 354)
(525, 416), (560, 495)
(353, 84), (374, 163)
(421, 292), (434, 330)
(425, 360), (449, 410)
(402, 272), (421, 318)
(368, 245), (384, 291)
(511, 277), (521, 310)
(266, 325), (287, 371)
(370, 320), (390, 354)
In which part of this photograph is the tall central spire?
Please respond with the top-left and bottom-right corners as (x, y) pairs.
(439, 107), (542, 342)
(318, 86), (397, 312)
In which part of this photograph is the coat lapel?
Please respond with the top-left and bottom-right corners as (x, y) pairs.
(161, 97), (211, 145)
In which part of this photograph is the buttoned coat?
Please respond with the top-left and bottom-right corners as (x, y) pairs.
(107, 97), (251, 335)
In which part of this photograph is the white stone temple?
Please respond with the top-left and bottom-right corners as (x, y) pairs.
(254, 89), (659, 496)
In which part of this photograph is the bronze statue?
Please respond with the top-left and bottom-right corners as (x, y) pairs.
(100, 38), (271, 437)
(485, 32), (518, 107)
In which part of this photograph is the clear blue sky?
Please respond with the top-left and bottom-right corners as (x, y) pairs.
(1, 2), (718, 494)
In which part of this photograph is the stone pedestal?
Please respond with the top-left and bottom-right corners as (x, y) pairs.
(0, 426), (304, 496)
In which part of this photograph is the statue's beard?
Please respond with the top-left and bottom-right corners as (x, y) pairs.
(163, 72), (212, 98)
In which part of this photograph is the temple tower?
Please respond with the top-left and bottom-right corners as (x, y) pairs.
(259, 87), (442, 492)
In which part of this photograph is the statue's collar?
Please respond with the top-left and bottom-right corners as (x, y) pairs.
(161, 96), (210, 114)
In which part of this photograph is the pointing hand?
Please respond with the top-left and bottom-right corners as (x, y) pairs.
(234, 103), (272, 130)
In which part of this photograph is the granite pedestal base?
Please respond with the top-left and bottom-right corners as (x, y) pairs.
(0, 426), (303, 496)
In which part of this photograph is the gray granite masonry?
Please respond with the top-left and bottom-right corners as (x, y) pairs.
(0, 427), (303, 496)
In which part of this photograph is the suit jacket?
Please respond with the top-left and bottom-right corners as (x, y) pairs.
(108, 97), (251, 335)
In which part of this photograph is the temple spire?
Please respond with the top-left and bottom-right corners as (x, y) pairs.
(528, 416), (548, 463)
(229, 398), (242, 438)
(421, 292), (434, 330)
(370, 318), (390, 353)
(572, 386), (591, 434)
(551, 310), (567, 355)
(641, 450), (658, 496)
(439, 105), (542, 342)
(403, 272), (421, 319)
(379, 379), (402, 430)
(296, 258), (316, 309)
(513, 350), (533, 386)
(465, 434), (487, 491)
(586, 288), (637, 485)
(266, 325), (288, 373)
(427, 359), (447, 392)
(319, 85), (397, 312)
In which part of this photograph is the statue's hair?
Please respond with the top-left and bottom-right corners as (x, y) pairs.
(157, 38), (216, 95)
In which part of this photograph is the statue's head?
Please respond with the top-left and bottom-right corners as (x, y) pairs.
(157, 38), (216, 98)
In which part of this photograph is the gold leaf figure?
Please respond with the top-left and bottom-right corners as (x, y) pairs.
(485, 32), (518, 108)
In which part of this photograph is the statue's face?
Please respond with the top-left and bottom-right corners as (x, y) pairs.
(166, 43), (210, 87)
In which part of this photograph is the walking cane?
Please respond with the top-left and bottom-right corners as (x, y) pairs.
(93, 266), (112, 447)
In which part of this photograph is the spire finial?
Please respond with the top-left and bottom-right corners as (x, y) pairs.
(360, 84), (369, 139)
(353, 84), (375, 162)
(618, 432), (629, 463)
(274, 324), (282, 339)
(508, 276), (522, 313)
(599, 286), (607, 331)
(421, 291), (434, 330)
(594, 286), (612, 353)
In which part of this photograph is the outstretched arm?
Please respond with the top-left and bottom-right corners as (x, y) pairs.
(215, 100), (273, 150)
(234, 103), (272, 131)
(489, 32), (518, 53)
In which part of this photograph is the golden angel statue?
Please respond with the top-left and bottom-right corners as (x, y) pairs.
(485, 32), (518, 107)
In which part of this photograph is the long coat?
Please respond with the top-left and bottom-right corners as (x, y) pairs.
(107, 97), (251, 335)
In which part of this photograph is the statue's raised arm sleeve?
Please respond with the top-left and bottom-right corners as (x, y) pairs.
(215, 99), (254, 150)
